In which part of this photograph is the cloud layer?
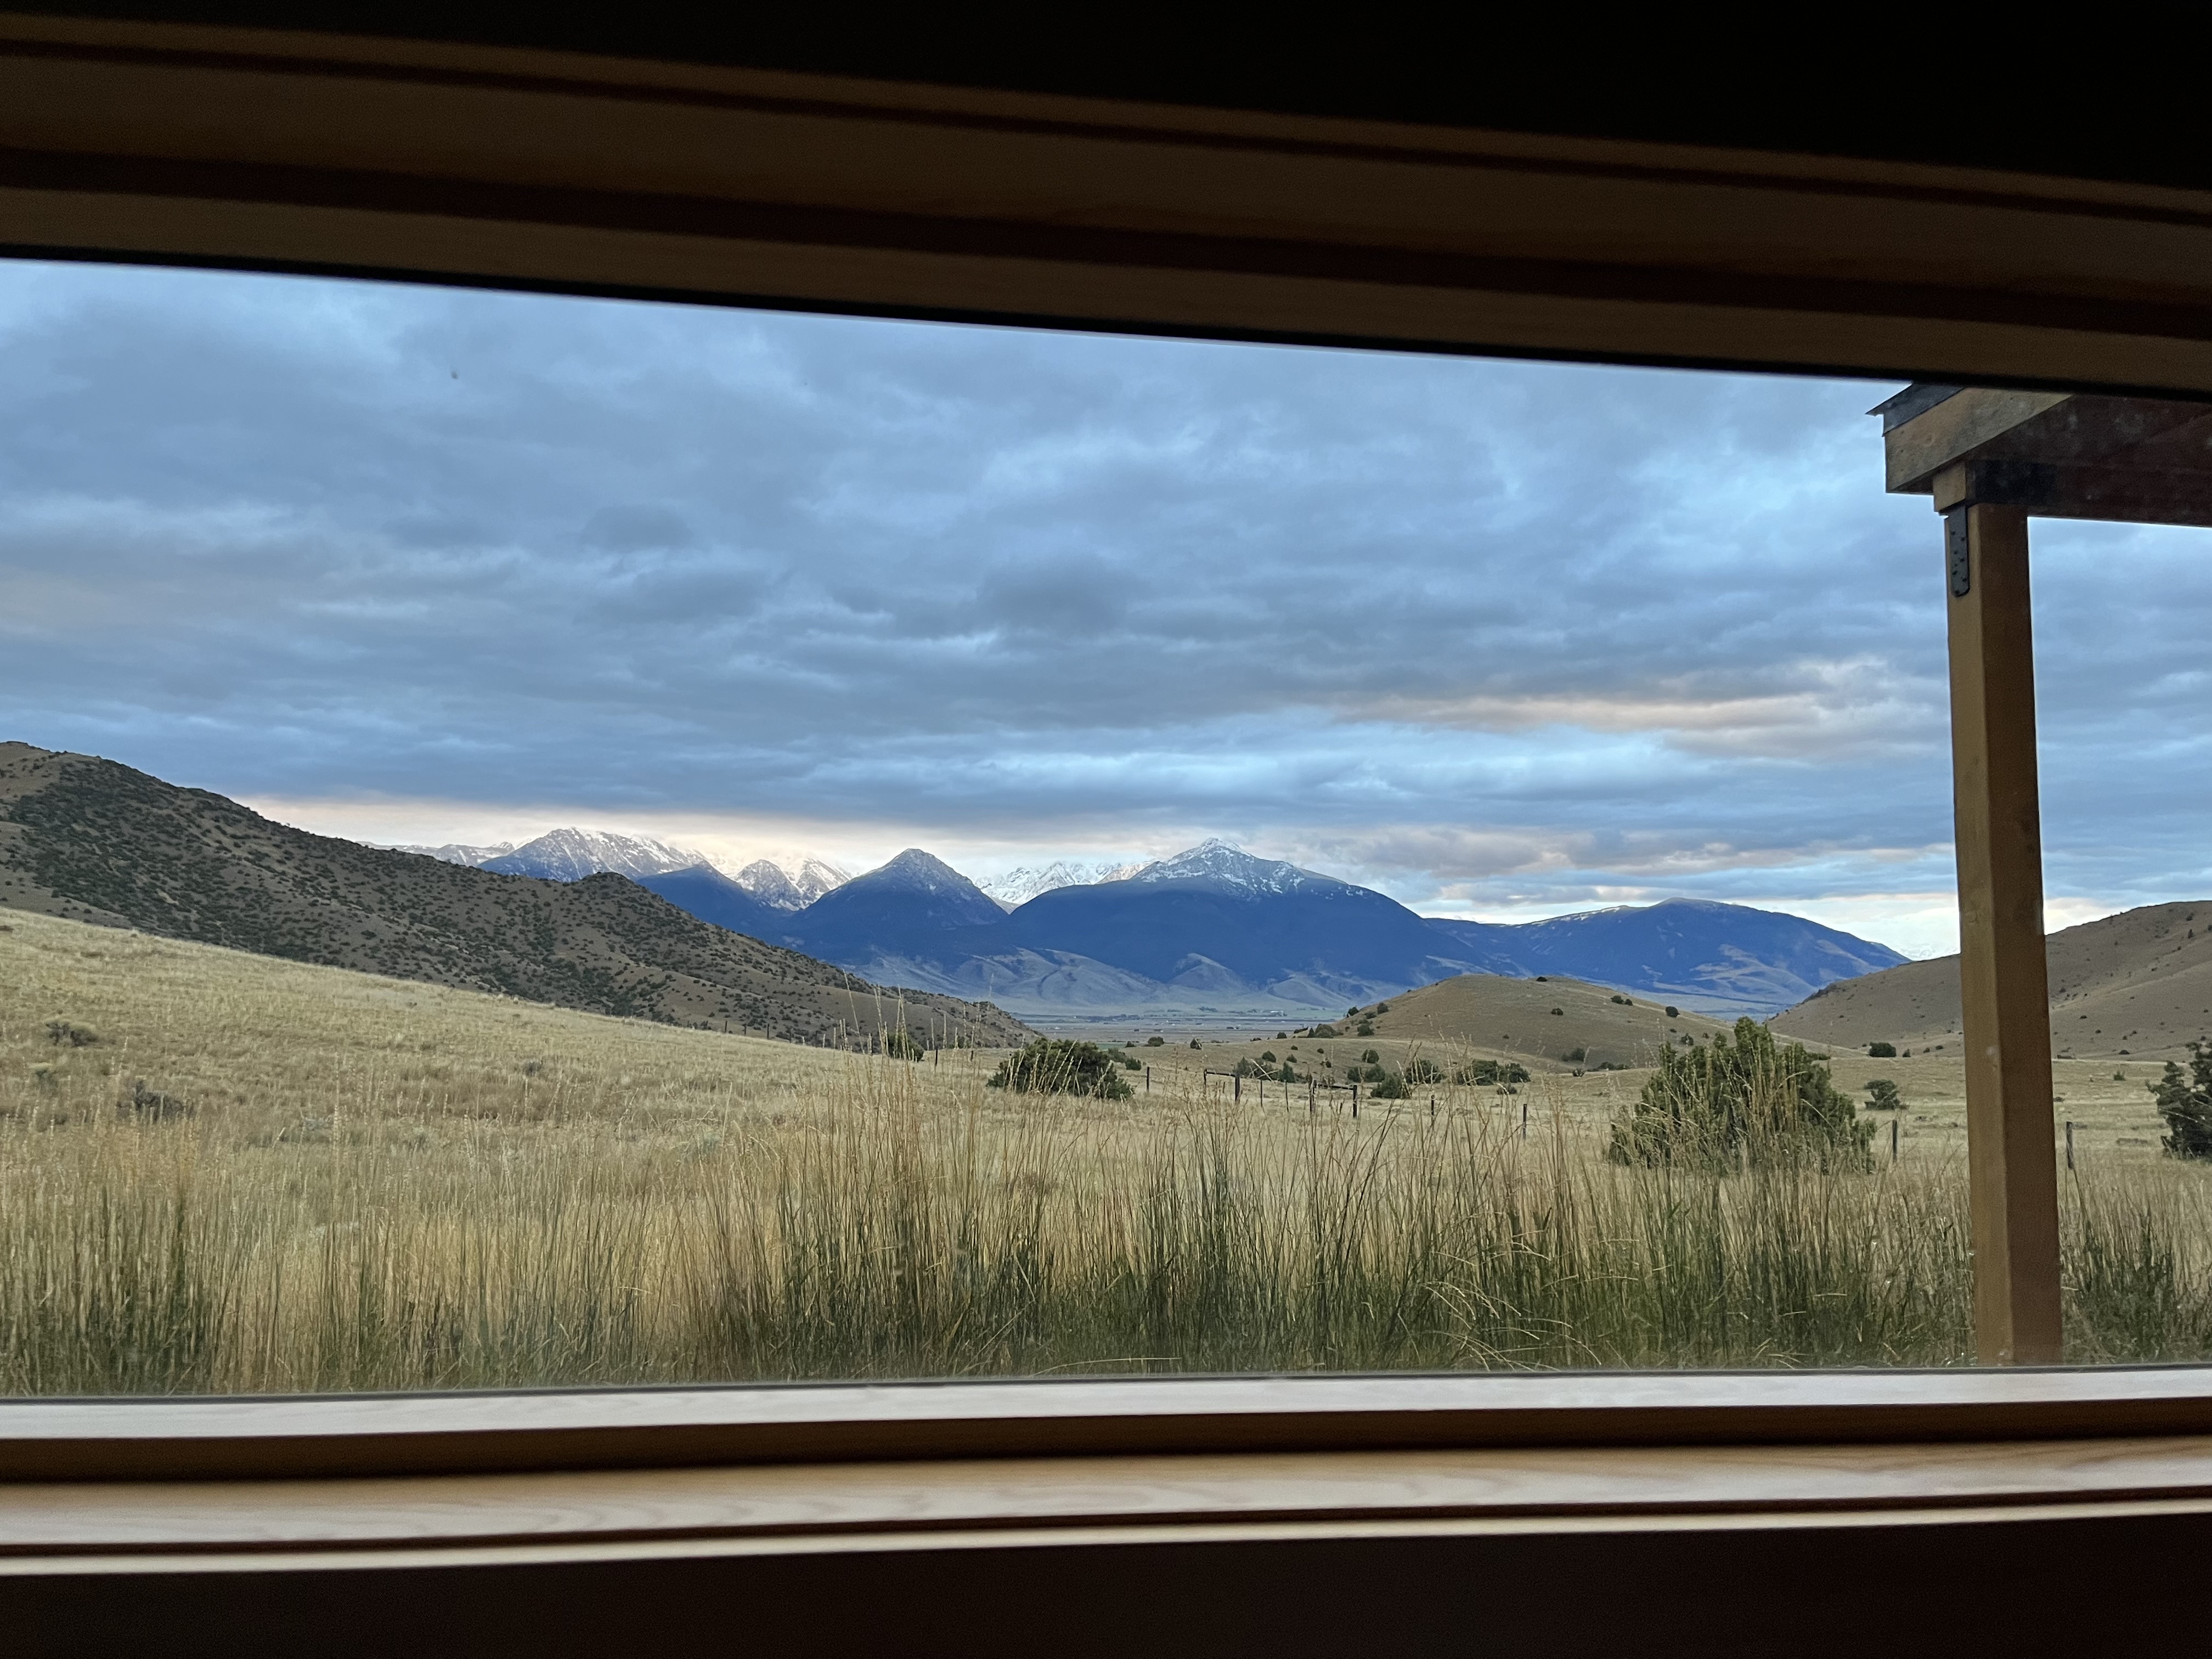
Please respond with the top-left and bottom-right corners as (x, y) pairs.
(3, 259), (2208, 960)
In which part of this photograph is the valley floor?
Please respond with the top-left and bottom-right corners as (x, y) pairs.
(4, 910), (2210, 1392)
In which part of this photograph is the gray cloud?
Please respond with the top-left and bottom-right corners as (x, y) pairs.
(1, 258), (2208, 955)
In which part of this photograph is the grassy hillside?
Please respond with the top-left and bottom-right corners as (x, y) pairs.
(1347, 973), (1736, 1068)
(8, 907), (2212, 1391)
(0, 742), (1028, 1049)
(1773, 901), (2212, 1059)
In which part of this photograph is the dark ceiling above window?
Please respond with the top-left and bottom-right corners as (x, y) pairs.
(9, 2), (2200, 194)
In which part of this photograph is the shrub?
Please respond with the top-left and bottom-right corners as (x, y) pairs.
(1609, 1018), (1871, 1171)
(1374, 1002), (1390, 1014)
(1275, 1031), (1288, 1039)
(1355, 1022), (1375, 1036)
(1534, 976), (1548, 982)
(1404, 1058), (1443, 1085)
(1867, 1041), (1897, 1058)
(1865, 1079), (1905, 1111)
(1564, 1047), (1587, 1064)
(1550, 1007), (1564, 1017)
(43, 1020), (98, 1048)
(1345, 1007), (1361, 1018)
(986, 1040), (1134, 1099)
(1189, 1039), (1201, 1049)
(1453, 1060), (1529, 1086)
(881, 1027), (926, 1061)
(1146, 1036), (1165, 1047)
(1664, 1006), (1679, 1019)
(1261, 1050), (1277, 1062)
(1310, 1024), (1339, 1039)
(1361, 1048), (1380, 1064)
(2150, 1042), (2212, 1160)
(1610, 995), (1631, 1005)
(1369, 1071), (1412, 1099)
(1121, 1057), (1142, 1071)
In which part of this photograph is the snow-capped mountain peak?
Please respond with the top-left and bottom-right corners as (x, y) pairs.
(732, 856), (854, 910)
(980, 858), (1147, 908)
(396, 840), (516, 866)
(481, 828), (708, 883)
(1126, 839), (1338, 895)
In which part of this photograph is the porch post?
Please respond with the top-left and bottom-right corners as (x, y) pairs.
(1943, 497), (2063, 1364)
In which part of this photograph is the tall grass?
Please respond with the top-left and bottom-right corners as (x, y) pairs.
(4, 1049), (2208, 1395)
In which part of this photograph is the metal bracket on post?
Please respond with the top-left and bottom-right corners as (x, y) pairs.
(1945, 506), (1972, 597)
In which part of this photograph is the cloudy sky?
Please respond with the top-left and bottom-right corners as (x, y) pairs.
(3, 258), (2208, 959)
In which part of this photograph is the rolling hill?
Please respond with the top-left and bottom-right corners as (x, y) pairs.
(1771, 900), (2212, 1059)
(0, 743), (1030, 1049)
(1359, 975), (1737, 1070)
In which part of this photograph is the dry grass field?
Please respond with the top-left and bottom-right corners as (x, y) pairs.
(6, 907), (2212, 1394)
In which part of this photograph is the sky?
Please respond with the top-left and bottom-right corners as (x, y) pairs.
(3, 258), (2210, 961)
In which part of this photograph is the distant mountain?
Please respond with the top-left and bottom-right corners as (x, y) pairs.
(0, 743), (1031, 1049)
(635, 864), (797, 944)
(980, 859), (1144, 909)
(1773, 900), (2212, 1059)
(481, 828), (706, 882)
(797, 849), (1007, 959)
(652, 839), (1913, 1021)
(733, 856), (850, 910)
(397, 839), (517, 866)
(1426, 898), (1910, 1020)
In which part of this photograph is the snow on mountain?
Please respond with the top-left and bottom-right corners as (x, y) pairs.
(480, 828), (708, 882)
(1124, 838), (1340, 895)
(733, 856), (851, 909)
(396, 840), (516, 866)
(980, 859), (1146, 908)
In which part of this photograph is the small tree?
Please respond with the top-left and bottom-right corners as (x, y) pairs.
(1609, 1017), (1871, 1171)
(2150, 1042), (2212, 1160)
(881, 1026), (926, 1060)
(1404, 1057), (1443, 1085)
(1865, 1078), (1904, 1111)
(987, 1039), (1133, 1099)
(1867, 1041), (1897, 1058)
(1369, 1071), (1411, 1099)
(1663, 1006), (1679, 1019)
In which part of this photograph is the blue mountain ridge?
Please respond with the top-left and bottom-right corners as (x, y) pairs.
(627, 842), (1906, 1020)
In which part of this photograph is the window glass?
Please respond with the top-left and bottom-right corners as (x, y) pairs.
(2, 261), (2208, 1390)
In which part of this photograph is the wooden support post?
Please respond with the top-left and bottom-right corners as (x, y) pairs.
(1945, 500), (2063, 1365)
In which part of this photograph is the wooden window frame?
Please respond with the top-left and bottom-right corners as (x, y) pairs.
(4, 13), (2212, 1649)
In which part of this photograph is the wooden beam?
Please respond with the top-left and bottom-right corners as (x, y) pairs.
(6, 15), (2212, 392)
(1945, 502), (2062, 1365)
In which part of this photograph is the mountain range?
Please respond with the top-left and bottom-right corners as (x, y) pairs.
(0, 744), (1030, 1049)
(583, 836), (1909, 1020)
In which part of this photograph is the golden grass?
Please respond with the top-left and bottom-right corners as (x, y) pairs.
(4, 909), (2211, 1393)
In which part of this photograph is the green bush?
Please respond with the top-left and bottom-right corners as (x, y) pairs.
(1189, 1039), (1201, 1050)
(1609, 1018), (1871, 1171)
(1610, 995), (1632, 1005)
(1404, 1058), (1443, 1085)
(1361, 1048), (1380, 1064)
(1867, 1041), (1897, 1058)
(1865, 1078), (1905, 1111)
(1369, 1071), (1412, 1099)
(880, 1027), (926, 1061)
(1310, 1024), (1339, 1039)
(1146, 1036), (1165, 1047)
(2150, 1042), (2212, 1160)
(1453, 1060), (1529, 1086)
(1550, 1007), (1564, 1017)
(1664, 1006), (1679, 1019)
(986, 1040), (1134, 1100)
(1564, 1046), (1587, 1064)
(1355, 1022), (1375, 1037)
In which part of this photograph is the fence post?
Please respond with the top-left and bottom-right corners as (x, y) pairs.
(1146, 1065), (1152, 1094)
(1234, 1072), (1242, 1103)
(1308, 1079), (1316, 1114)
(1351, 1082), (1359, 1119)
(1892, 1117), (1900, 1164)
(2066, 1119), (2074, 1172)
(1521, 1101), (1528, 1141)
